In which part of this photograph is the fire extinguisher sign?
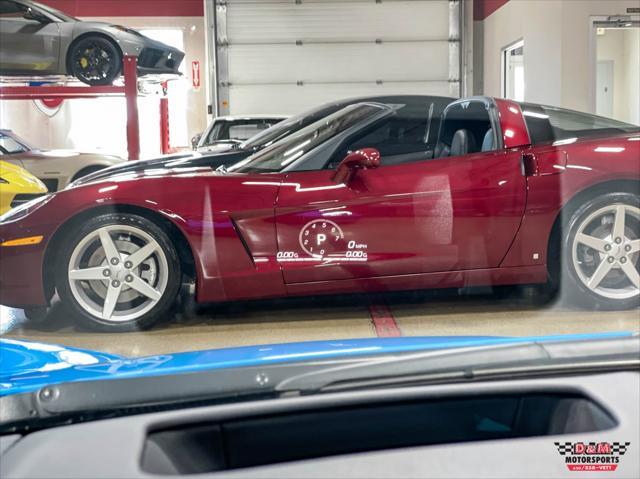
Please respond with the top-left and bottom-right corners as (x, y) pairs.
(192, 61), (201, 90)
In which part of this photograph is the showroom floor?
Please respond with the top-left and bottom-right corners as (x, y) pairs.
(2, 287), (638, 357)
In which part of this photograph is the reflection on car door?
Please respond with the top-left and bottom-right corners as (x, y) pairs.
(0, 4), (60, 74)
(275, 150), (527, 284)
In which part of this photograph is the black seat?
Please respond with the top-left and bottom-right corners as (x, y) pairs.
(450, 129), (477, 156)
(481, 128), (494, 151)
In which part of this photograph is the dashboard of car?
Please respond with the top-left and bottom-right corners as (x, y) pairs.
(1, 371), (638, 478)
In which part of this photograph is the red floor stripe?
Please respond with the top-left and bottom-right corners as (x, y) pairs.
(368, 299), (402, 337)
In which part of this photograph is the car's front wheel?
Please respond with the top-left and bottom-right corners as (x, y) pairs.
(56, 213), (181, 332)
(68, 36), (121, 86)
(563, 192), (639, 310)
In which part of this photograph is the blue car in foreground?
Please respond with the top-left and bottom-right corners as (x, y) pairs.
(1, 332), (638, 478)
(1, 331), (634, 397)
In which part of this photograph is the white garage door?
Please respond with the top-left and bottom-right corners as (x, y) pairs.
(214, 0), (461, 115)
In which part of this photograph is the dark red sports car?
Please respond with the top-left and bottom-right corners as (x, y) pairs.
(0, 97), (638, 331)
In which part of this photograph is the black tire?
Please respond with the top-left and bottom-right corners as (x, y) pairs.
(56, 213), (181, 332)
(23, 306), (48, 323)
(560, 192), (639, 310)
(68, 36), (121, 86)
(70, 165), (106, 183)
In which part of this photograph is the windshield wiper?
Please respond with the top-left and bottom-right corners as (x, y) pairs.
(275, 336), (640, 395)
(0, 360), (356, 434)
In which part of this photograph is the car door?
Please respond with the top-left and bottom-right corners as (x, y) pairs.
(0, 0), (60, 74)
(275, 147), (527, 284)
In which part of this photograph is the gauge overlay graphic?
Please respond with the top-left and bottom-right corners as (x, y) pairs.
(299, 219), (345, 258)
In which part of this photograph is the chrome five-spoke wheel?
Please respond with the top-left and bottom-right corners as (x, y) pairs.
(68, 225), (168, 321)
(58, 213), (181, 331)
(571, 202), (639, 303)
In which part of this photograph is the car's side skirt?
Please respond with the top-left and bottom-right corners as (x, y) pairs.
(284, 265), (548, 297)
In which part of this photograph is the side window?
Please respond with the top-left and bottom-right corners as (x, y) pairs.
(328, 116), (430, 168)
(521, 105), (555, 145)
(520, 102), (638, 145)
(0, 1), (27, 18)
(435, 101), (496, 158)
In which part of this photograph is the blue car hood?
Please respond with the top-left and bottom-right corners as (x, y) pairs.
(0, 332), (632, 397)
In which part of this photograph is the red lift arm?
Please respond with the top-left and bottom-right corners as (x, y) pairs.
(0, 55), (141, 161)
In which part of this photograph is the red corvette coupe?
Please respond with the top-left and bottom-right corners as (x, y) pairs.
(0, 97), (638, 331)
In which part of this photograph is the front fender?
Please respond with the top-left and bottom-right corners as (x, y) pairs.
(69, 23), (146, 60)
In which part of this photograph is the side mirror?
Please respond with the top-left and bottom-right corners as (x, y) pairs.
(332, 147), (380, 184)
(191, 133), (202, 150)
(23, 8), (50, 23)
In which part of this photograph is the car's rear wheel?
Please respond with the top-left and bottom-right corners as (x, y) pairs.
(68, 36), (121, 86)
(563, 192), (639, 310)
(56, 213), (181, 332)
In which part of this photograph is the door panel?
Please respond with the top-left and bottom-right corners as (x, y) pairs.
(275, 150), (526, 284)
(0, 18), (60, 73)
(596, 60), (614, 119)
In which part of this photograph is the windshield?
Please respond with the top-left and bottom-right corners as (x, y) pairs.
(204, 118), (284, 145)
(240, 102), (346, 150)
(230, 103), (386, 173)
(0, 131), (31, 154)
(1, 2), (639, 471)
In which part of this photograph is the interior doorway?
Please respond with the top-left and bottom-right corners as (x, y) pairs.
(502, 40), (525, 101)
(594, 17), (640, 124)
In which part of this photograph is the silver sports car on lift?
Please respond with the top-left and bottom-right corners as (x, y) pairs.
(0, 0), (184, 85)
(0, 129), (123, 191)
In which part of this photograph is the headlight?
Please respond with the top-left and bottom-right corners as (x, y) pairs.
(0, 194), (53, 224)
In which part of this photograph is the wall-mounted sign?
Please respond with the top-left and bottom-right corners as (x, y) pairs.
(29, 81), (63, 116)
(192, 61), (201, 90)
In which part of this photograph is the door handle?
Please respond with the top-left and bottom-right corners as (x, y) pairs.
(521, 152), (538, 177)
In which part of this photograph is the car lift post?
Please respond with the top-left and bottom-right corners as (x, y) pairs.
(123, 56), (140, 161)
(0, 55), (141, 161)
(159, 81), (170, 155)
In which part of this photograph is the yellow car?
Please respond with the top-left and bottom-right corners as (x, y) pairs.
(0, 160), (48, 215)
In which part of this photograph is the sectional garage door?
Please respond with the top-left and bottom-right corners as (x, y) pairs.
(214, 0), (461, 115)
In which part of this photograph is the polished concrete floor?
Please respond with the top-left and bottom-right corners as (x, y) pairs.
(2, 287), (638, 357)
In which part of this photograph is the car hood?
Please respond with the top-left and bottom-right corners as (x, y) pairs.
(0, 332), (632, 397)
(0, 161), (47, 191)
(11, 150), (123, 163)
(70, 149), (251, 187)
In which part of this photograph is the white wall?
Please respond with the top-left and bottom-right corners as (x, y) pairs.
(0, 15), (206, 159)
(622, 28), (640, 124)
(482, 0), (639, 117)
(482, 0), (563, 105)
